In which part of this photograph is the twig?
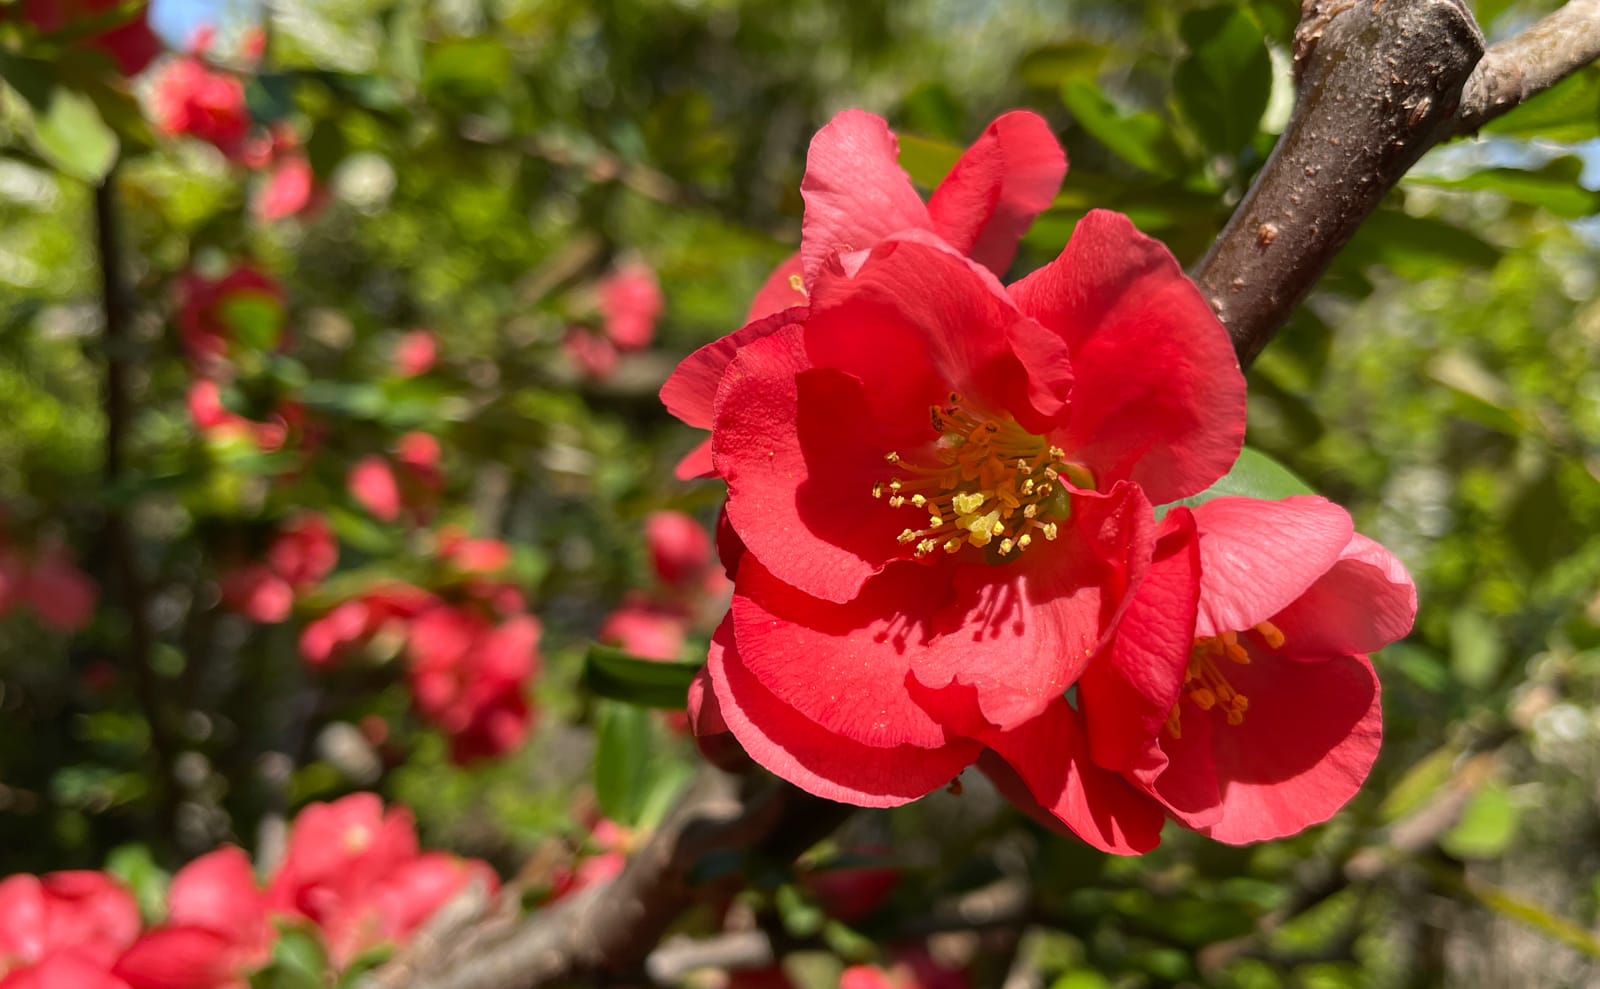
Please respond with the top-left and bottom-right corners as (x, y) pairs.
(95, 174), (181, 850)
(1455, 0), (1600, 134)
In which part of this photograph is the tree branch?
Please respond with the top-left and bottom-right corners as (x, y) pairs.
(1455, 0), (1600, 134)
(397, 769), (853, 989)
(1196, 0), (1485, 366)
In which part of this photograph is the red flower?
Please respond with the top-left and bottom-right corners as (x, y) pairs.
(149, 56), (251, 158)
(599, 594), (688, 662)
(986, 496), (1416, 851)
(269, 514), (337, 589)
(597, 261), (663, 351)
(801, 849), (899, 923)
(176, 266), (285, 377)
(114, 847), (272, 989)
(22, 0), (161, 77)
(392, 330), (438, 378)
(643, 511), (713, 593)
(563, 328), (619, 380)
(691, 204), (1244, 808)
(252, 155), (317, 222)
(21, 544), (97, 632)
(663, 109), (1066, 479)
(407, 609), (541, 763)
(0, 871), (139, 979)
(347, 456), (401, 522)
(219, 564), (293, 623)
(186, 381), (297, 453)
(265, 794), (498, 968)
(298, 582), (432, 668)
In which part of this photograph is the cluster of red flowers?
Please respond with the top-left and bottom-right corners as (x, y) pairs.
(0, 530), (96, 634)
(219, 513), (338, 623)
(300, 530), (541, 763)
(599, 510), (729, 663)
(0, 794), (496, 989)
(564, 260), (665, 379)
(666, 110), (1418, 851)
(146, 28), (318, 222)
(19, 1), (162, 78)
(347, 432), (445, 524)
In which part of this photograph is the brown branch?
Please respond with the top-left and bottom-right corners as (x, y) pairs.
(95, 175), (181, 850)
(1196, 0), (1486, 367)
(396, 769), (853, 989)
(1455, 0), (1600, 134)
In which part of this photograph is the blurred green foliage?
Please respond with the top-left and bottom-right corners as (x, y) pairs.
(2, 0), (1599, 985)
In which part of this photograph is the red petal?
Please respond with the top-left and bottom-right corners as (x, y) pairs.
(1201, 654), (1382, 843)
(907, 483), (1155, 731)
(672, 437), (715, 481)
(747, 253), (807, 321)
(661, 306), (809, 433)
(1079, 508), (1200, 771)
(981, 699), (1166, 854)
(113, 927), (245, 989)
(805, 233), (1068, 435)
(1270, 533), (1417, 657)
(1008, 210), (1245, 503)
(167, 848), (267, 948)
(708, 617), (980, 806)
(731, 557), (962, 749)
(713, 331), (909, 603)
(1129, 706), (1224, 831)
(1191, 496), (1353, 638)
(927, 110), (1066, 277)
(799, 110), (932, 287)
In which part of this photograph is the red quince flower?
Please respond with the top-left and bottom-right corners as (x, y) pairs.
(114, 847), (272, 989)
(801, 849), (899, 923)
(252, 154), (317, 222)
(21, 0), (162, 77)
(0, 871), (139, 980)
(265, 794), (498, 968)
(176, 266), (286, 377)
(597, 260), (663, 351)
(219, 564), (293, 623)
(663, 108), (1066, 479)
(149, 55), (251, 158)
(691, 202), (1244, 808)
(563, 328), (619, 380)
(269, 513), (337, 589)
(643, 511), (713, 593)
(392, 330), (438, 378)
(986, 496), (1416, 851)
(599, 594), (688, 662)
(348, 456), (402, 522)
(407, 609), (541, 763)
(21, 544), (97, 632)
(298, 582), (432, 668)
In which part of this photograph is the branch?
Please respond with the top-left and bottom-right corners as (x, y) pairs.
(1455, 0), (1600, 134)
(396, 769), (853, 989)
(95, 175), (181, 850)
(1196, 0), (1486, 366)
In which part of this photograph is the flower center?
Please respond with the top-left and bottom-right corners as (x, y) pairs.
(1164, 621), (1285, 738)
(873, 393), (1090, 560)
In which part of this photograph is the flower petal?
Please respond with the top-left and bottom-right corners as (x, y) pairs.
(1191, 496), (1353, 638)
(799, 110), (933, 287)
(713, 328), (918, 602)
(747, 253), (808, 321)
(661, 306), (810, 433)
(1079, 508), (1200, 771)
(1201, 654), (1381, 843)
(980, 698), (1166, 854)
(907, 482), (1156, 731)
(1008, 210), (1245, 502)
(927, 110), (1067, 277)
(1270, 533), (1417, 656)
(708, 618), (980, 807)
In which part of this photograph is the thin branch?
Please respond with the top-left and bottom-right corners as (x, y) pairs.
(1455, 0), (1600, 134)
(95, 175), (181, 850)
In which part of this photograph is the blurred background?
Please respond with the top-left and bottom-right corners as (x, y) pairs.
(3, 0), (1600, 985)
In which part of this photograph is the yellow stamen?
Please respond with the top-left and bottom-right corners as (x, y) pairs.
(1164, 623), (1290, 736)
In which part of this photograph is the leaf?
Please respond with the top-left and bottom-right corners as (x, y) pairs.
(896, 133), (963, 190)
(1449, 608), (1505, 690)
(593, 701), (693, 828)
(1173, 7), (1272, 157)
(1484, 68), (1600, 143)
(103, 844), (169, 924)
(1441, 781), (1518, 859)
(1158, 447), (1316, 517)
(1060, 80), (1177, 175)
(1017, 41), (1111, 89)
(1, 55), (120, 182)
(1409, 156), (1600, 218)
(584, 643), (701, 709)
(250, 922), (330, 989)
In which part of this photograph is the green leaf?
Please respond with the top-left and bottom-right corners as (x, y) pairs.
(218, 292), (288, 353)
(1017, 41), (1111, 89)
(1158, 447), (1316, 517)
(103, 844), (170, 924)
(1, 55), (120, 182)
(1441, 782), (1518, 859)
(1060, 80), (1176, 175)
(897, 133), (963, 190)
(593, 701), (692, 828)
(584, 643), (701, 709)
(1173, 7), (1272, 157)
(250, 922), (330, 989)
(1450, 608), (1505, 689)
(1407, 156), (1600, 219)
(1484, 68), (1600, 143)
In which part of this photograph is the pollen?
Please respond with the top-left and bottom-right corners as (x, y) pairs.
(1165, 624), (1288, 737)
(873, 394), (1092, 561)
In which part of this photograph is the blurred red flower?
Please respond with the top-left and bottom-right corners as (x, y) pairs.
(0, 871), (139, 983)
(149, 56), (251, 158)
(176, 266), (285, 377)
(21, 0), (162, 77)
(114, 847), (272, 989)
(393, 330), (438, 378)
(597, 261), (663, 351)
